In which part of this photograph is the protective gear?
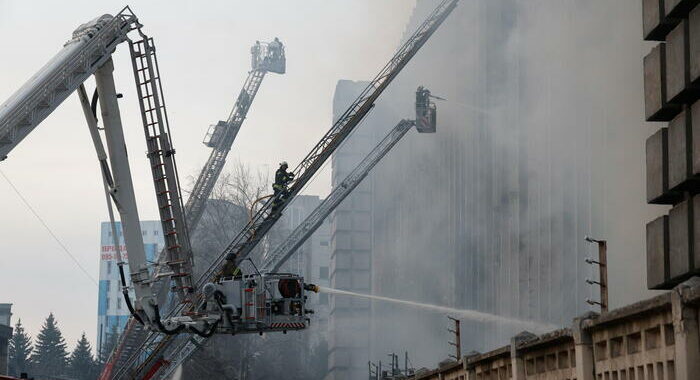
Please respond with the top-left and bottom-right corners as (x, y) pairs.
(271, 162), (295, 214)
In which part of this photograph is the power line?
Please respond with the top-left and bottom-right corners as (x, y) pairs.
(0, 168), (98, 285)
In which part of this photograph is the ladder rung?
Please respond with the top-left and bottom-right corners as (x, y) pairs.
(159, 203), (172, 209)
(166, 230), (178, 236)
(168, 244), (182, 250)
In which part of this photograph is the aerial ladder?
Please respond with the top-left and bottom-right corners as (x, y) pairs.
(112, 0), (459, 377)
(187, 38), (286, 230)
(144, 89), (440, 380)
(263, 87), (439, 272)
(0, 7), (203, 329)
(0, 5), (309, 376)
(103, 39), (287, 376)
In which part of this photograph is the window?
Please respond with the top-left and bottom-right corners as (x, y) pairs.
(627, 332), (641, 354)
(117, 297), (122, 310)
(142, 230), (147, 236)
(106, 297), (110, 311)
(320, 240), (329, 247)
(645, 327), (661, 350)
(105, 280), (111, 291)
(319, 266), (329, 280)
(154, 230), (159, 236)
(107, 261), (112, 275)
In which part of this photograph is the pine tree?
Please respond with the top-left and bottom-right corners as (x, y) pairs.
(8, 319), (33, 377)
(98, 324), (119, 365)
(30, 313), (68, 378)
(69, 332), (98, 380)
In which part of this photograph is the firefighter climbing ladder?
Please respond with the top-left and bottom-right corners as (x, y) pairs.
(112, 1), (459, 378)
(262, 119), (419, 272)
(153, 113), (435, 380)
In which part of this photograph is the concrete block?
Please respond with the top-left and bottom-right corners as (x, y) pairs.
(666, 0), (700, 18)
(666, 20), (699, 103)
(645, 0), (680, 40)
(669, 199), (694, 281)
(668, 107), (695, 189)
(645, 44), (682, 121)
(689, 6), (700, 85)
(647, 127), (679, 203)
(694, 195), (700, 272)
(691, 102), (700, 175)
(647, 215), (670, 289)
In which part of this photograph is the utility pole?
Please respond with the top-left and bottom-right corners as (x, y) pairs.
(404, 351), (408, 375)
(448, 316), (461, 360)
(585, 236), (608, 313)
(368, 361), (379, 380)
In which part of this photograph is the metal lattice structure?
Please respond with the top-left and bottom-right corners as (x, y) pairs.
(0, 8), (138, 160)
(103, 41), (284, 378)
(111, 1), (459, 377)
(263, 119), (416, 272)
(186, 68), (268, 229)
(130, 35), (195, 304)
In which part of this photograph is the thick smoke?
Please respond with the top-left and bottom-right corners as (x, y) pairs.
(323, 0), (664, 372)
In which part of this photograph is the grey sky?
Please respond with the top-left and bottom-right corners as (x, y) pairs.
(0, 0), (416, 350)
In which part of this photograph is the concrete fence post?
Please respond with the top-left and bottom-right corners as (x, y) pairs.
(573, 314), (596, 380)
(509, 337), (526, 380)
(672, 278), (700, 380)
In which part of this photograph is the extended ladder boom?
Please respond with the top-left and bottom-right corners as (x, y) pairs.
(263, 119), (415, 272)
(196, 0), (459, 287)
(0, 9), (138, 160)
(141, 82), (442, 379)
(116, 0), (459, 373)
(187, 39), (285, 229)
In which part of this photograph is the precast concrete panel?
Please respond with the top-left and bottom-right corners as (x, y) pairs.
(668, 108), (693, 190)
(647, 215), (671, 289)
(647, 127), (673, 203)
(646, 44), (683, 121)
(644, 0), (679, 41)
(666, 0), (700, 18)
(667, 19), (699, 103)
(669, 199), (693, 281)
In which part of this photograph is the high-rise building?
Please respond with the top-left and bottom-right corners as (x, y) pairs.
(365, 0), (655, 363)
(0, 304), (11, 376)
(96, 221), (163, 354)
(326, 80), (385, 380)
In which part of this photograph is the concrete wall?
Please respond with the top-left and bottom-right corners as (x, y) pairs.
(645, 0), (700, 289)
(410, 279), (700, 380)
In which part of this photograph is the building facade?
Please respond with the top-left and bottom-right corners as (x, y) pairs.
(326, 79), (384, 380)
(362, 0), (655, 364)
(96, 221), (163, 354)
(0, 304), (11, 376)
